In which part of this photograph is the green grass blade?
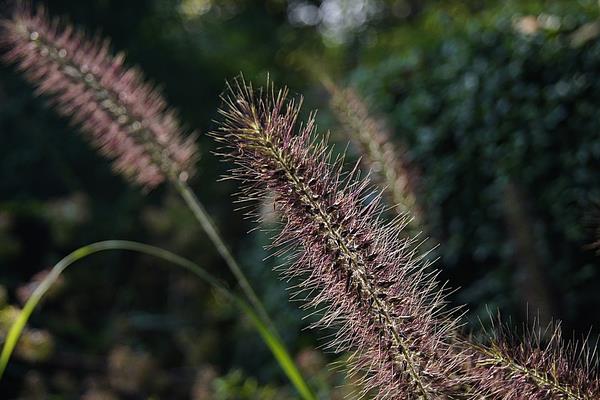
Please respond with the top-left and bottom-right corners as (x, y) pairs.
(234, 299), (315, 400)
(0, 240), (316, 400)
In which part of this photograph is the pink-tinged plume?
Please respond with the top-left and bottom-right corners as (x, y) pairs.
(472, 320), (600, 400)
(215, 79), (475, 399)
(1, 5), (197, 187)
(326, 82), (423, 230)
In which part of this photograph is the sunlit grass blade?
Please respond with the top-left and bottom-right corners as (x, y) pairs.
(0, 240), (316, 400)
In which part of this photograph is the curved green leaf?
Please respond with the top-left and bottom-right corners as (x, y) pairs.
(0, 240), (316, 400)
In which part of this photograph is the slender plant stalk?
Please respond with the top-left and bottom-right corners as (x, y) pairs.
(0, 240), (315, 400)
(173, 178), (274, 330)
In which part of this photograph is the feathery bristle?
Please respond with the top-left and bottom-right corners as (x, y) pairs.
(214, 78), (474, 399)
(326, 83), (422, 228)
(1, 4), (197, 187)
(473, 319), (600, 400)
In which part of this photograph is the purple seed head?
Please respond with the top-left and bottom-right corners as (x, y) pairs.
(327, 83), (423, 227)
(215, 78), (474, 399)
(1, 4), (198, 188)
(473, 319), (600, 399)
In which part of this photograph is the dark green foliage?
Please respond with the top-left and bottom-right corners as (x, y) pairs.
(351, 8), (600, 333)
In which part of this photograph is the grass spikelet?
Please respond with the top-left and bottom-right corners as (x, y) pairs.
(1, 3), (197, 187)
(473, 318), (600, 399)
(214, 78), (474, 399)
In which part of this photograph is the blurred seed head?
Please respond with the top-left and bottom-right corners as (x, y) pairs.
(295, 347), (326, 376)
(17, 268), (65, 305)
(1, 4), (198, 188)
(107, 345), (156, 394)
(0, 305), (21, 335)
(15, 328), (54, 363)
(191, 365), (218, 400)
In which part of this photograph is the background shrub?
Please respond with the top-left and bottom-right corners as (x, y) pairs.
(351, 5), (600, 333)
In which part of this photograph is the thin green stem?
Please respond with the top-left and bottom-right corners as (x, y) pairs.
(173, 178), (274, 331)
(171, 181), (319, 396)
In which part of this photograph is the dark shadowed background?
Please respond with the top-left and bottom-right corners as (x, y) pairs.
(2, 0), (600, 398)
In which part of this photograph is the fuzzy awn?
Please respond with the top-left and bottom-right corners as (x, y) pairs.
(215, 79), (473, 399)
(1, 4), (197, 187)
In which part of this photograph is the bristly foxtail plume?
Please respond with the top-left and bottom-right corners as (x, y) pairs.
(472, 318), (600, 400)
(214, 78), (476, 399)
(323, 78), (423, 231)
(0, 4), (197, 188)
